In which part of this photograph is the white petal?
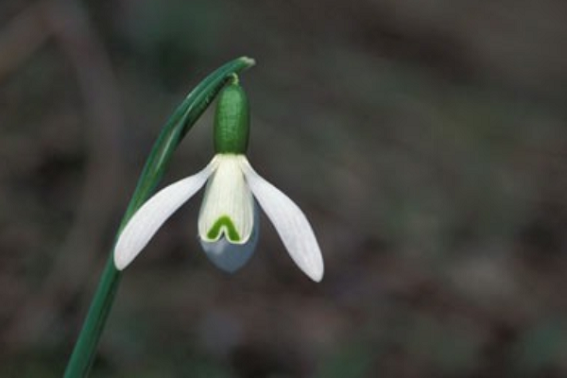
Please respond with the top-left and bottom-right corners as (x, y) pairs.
(114, 159), (217, 270)
(200, 203), (260, 272)
(198, 155), (254, 244)
(239, 157), (324, 282)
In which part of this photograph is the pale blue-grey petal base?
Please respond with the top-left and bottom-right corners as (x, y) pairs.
(199, 204), (259, 273)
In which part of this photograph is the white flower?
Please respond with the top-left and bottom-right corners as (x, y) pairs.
(114, 154), (324, 281)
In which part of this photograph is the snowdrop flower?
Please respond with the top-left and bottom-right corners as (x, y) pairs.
(114, 81), (324, 281)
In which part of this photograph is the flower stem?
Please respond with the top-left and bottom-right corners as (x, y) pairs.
(63, 56), (255, 378)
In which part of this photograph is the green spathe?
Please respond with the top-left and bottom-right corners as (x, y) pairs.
(214, 81), (250, 154)
(207, 215), (241, 242)
(64, 56), (255, 378)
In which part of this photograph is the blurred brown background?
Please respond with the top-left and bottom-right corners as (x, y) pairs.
(1, 0), (567, 377)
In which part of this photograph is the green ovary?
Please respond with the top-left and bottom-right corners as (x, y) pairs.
(207, 215), (241, 242)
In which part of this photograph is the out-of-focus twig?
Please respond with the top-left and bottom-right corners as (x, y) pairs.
(4, 0), (124, 350)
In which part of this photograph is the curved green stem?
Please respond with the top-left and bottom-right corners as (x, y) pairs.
(63, 56), (255, 378)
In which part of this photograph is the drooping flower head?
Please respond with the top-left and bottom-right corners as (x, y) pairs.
(114, 77), (324, 281)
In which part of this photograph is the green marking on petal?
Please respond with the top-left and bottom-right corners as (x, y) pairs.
(207, 215), (241, 242)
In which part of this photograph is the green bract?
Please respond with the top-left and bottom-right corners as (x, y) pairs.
(214, 81), (250, 154)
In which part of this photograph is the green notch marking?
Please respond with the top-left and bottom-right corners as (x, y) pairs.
(207, 215), (241, 242)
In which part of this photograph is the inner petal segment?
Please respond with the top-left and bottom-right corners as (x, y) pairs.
(198, 154), (254, 244)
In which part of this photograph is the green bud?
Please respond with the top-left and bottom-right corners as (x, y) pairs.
(214, 79), (250, 154)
